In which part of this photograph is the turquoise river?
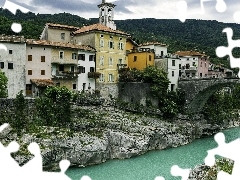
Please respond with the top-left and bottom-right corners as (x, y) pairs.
(66, 127), (240, 180)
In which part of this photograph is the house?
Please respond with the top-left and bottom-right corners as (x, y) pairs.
(127, 47), (155, 70)
(175, 51), (208, 78)
(39, 1), (128, 86)
(26, 39), (53, 97)
(0, 35), (26, 98)
(26, 39), (96, 96)
(155, 54), (180, 91)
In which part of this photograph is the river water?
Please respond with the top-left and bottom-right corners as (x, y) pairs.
(66, 127), (240, 180)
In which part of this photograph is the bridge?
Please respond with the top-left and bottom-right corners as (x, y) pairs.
(178, 78), (240, 113)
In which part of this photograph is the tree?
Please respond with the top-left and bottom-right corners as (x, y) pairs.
(0, 70), (8, 98)
(36, 86), (73, 127)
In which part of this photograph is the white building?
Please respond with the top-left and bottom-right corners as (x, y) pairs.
(140, 42), (168, 59)
(167, 55), (180, 91)
(0, 35), (26, 98)
(174, 51), (199, 78)
(77, 50), (96, 92)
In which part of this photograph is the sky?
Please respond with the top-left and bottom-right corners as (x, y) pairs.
(0, 0), (239, 23)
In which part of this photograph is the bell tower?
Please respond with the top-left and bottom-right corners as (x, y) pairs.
(98, 0), (116, 30)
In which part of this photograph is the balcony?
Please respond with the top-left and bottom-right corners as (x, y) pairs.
(88, 72), (101, 79)
(52, 70), (79, 79)
(182, 66), (197, 73)
(117, 64), (127, 70)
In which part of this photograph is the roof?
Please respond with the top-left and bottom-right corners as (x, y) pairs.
(140, 42), (168, 47)
(26, 39), (96, 52)
(174, 51), (208, 57)
(46, 23), (79, 31)
(0, 35), (26, 43)
(30, 79), (54, 87)
(73, 23), (128, 36)
(127, 37), (139, 47)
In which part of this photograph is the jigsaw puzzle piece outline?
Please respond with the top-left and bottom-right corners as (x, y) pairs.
(176, 0), (227, 22)
(204, 132), (240, 179)
(216, 28), (240, 76)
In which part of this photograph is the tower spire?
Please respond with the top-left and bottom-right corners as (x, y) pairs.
(98, 0), (116, 30)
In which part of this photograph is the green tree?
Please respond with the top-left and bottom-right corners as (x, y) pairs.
(36, 86), (73, 127)
(0, 70), (8, 98)
(13, 90), (28, 134)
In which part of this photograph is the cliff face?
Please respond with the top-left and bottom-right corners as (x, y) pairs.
(0, 105), (237, 170)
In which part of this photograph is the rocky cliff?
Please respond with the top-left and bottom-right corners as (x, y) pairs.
(0, 105), (237, 171)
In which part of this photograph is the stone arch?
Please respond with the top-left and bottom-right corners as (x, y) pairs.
(187, 82), (237, 113)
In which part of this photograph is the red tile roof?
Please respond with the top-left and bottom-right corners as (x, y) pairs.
(140, 42), (168, 46)
(175, 51), (207, 57)
(46, 23), (79, 31)
(26, 39), (96, 52)
(73, 23), (128, 36)
(30, 79), (54, 87)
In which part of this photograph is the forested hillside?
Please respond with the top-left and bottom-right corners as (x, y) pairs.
(1, 8), (240, 68)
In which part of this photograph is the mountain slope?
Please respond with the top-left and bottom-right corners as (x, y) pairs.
(1, 8), (240, 68)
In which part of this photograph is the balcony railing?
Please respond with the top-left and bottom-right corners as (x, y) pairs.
(52, 70), (79, 79)
(88, 72), (101, 79)
(117, 64), (127, 70)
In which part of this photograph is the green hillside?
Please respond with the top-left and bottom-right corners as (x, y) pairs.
(1, 8), (239, 69)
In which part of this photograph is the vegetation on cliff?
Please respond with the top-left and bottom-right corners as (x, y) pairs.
(202, 84), (240, 124)
(0, 70), (8, 98)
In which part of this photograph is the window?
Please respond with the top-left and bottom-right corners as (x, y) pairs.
(61, 33), (65, 40)
(72, 84), (76, 90)
(100, 56), (104, 66)
(193, 62), (196, 66)
(108, 74), (114, 82)
(99, 74), (104, 82)
(200, 73), (202, 77)
(179, 64), (181, 69)
(90, 67), (95, 72)
(59, 65), (64, 71)
(56, 82), (60, 86)
(100, 34), (104, 38)
(187, 58), (189, 60)
(8, 63), (13, 69)
(89, 55), (95, 61)
(41, 56), (45, 62)
(59, 51), (64, 59)
(78, 66), (85, 73)
(28, 70), (32, 75)
(133, 56), (137, 62)
(28, 55), (32, 61)
(149, 55), (152, 61)
(0, 62), (4, 69)
(172, 71), (174, 77)
(72, 53), (77, 60)
(100, 39), (104, 47)
(171, 84), (175, 91)
(41, 70), (45, 75)
(161, 51), (164, 57)
(78, 54), (85, 61)
(200, 62), (202, 67)
(9, 50), (12, 54)
(109, 57), (113, 65)
(109, 41), (114, 48)
(70, 66), (74, 72)
(172, 60), (175, 66)
(118, 42), (123, 50)
(205, 62), (207, 67)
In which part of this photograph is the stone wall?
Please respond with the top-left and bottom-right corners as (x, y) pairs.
(118, 82), (158, 107)
(96, 82), (158, 107)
